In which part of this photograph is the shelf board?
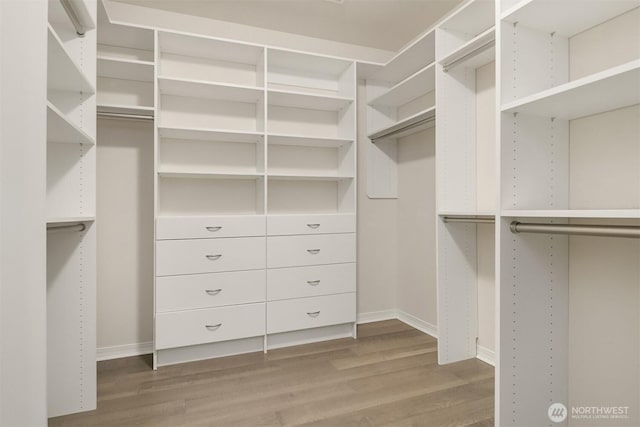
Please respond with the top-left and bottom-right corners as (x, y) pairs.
(501, 0), (640, 37)
(267, 133), (352, 148)
(47, 25), (95, 94)
(158, 77), (264, 103)
(98, 104), (155, 117)
(158, 126), (264, 144)
(47, 102), (95, 145)
(438, 27), (495, 71)
(268, 48), (353, 78)
(501, 60), (640, 120)
(47, 216), (96, 225)
(370, 30), (435, 84)
(268, 89), (353, 111)
(368, 106), (436, 141)
(368, 62), (435, 108)
(439, 0), (495, 36)
(97, 56), (154, 82)
(501, 209), (640, 219)
(159, 32), (264, 66)
(438, 210), (496, 217)
(268, 173), (354, 181)
(158, 170), (264, 180)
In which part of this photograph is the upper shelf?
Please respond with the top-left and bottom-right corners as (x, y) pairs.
(47, 25), (95, 94)
(47, 102), (95, 145)
(439, 0), (495, 37)
(268, 89), (353, 111)
(501, 0), (640, 37)
(159, 31), (264, 66)
(368, 30), (436, 84)
(368, 63), (435, 108)
(501, 60), (640, 120)
(158, 126), (264, 144)
(97, 56), (154, 82)
(158, 77), (264, 103)
(368, 106), (436, 141)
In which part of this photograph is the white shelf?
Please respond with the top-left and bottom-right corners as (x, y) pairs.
(158, 126), (264, 144)
(268, 89), (353, 111)
(438, 210), (496, 217)
(97, 56), (154, 82)
(267, 133), (352, 148)
(439, 0), (495, 36)
(438, 27), (495, 71)
(47, 216), (96, 225)
(370, 30), (436, 84)
(47, 25), (95, 94)
(368, 63), (435, 108)
(368, 106), (436, 141)
(47, 102), (95, 145)
(158, 77), (264, 103)
(159, 31), (264, 66)
(158, 170), (264, 180)
(501, 60), (640, 120)
(501, 0), (640, 37)
(501, 209), (640, 219)
(97, 104), (154, 117)
(268, 173), (354, 181)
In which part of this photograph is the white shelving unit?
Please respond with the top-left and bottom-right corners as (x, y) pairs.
(365, 29), (437, 198)
(497, 1), (640, 425)
(46, 0), (97, 418)
(434, 0), (496, 367)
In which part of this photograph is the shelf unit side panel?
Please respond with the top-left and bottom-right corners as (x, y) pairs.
(498, 217), (569, 427)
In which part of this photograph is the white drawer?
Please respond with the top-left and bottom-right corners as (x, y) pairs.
(267, 214), (355, 236)
(155, 303), (265, 349)
(157, 215), (265, 240)
(267, 293), (355, 334)
(267, 234), (355, 268)
(156, 270), (265, 312)
(267, 263), (355, 301)
(156, 237), (265, 276)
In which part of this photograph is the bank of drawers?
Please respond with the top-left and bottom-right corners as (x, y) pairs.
(154, 214), (356, 350)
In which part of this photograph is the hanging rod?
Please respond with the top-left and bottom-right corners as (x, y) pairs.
(97, 112), (155, 121)
(442, 39), (496, 72)
(370, 115), (435, 142)
(443, 216), (495, 224)
(59, 0), (88, 36)
(47, 223), (86, 233)
(510, 221), (640, 239)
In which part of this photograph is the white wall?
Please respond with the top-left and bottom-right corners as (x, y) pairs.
(96, 119), (155, 354)
(0, 0), (48, 424)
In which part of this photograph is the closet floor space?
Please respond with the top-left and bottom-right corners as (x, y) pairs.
(49, 320), (494, 426)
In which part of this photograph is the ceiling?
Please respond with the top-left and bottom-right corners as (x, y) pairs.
(113, 0), (462, 51)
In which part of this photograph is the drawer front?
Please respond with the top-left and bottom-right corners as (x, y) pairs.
(157, 215), (265, 240)
(267, 293), (355, 334)
(156, 303), (265, 349)
(267, 214), (355, 236)
(267, 234), (355, 268)
(156, 270), (265, 312)
(267, 263), (355, 301)
(156, 237), (265, 276)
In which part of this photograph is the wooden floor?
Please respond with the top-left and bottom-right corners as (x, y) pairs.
(50, 320), (494, 426)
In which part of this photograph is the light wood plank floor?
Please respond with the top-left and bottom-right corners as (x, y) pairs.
(50, 320), (494, 426)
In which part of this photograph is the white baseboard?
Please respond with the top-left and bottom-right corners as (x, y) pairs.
(396, 310), (438, 339)
(97, 341), (153, 361)
(357, 310), (397, 324)
(476, 344), (495, 366)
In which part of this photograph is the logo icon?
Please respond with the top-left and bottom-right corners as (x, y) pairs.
(548, 403), (568, 423)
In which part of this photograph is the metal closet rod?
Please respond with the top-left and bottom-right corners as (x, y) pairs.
(59, 0), (87, 36)
(97, 112), (155, 121)
(47, 223), (86, 233)
(443, 216), (495, 224)
(510, 221), (640, 239)
(442, 39), (496, 72)
(371, 117), (435, 142)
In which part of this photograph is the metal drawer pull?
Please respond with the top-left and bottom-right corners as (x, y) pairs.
(205, 323), (222, 331)
(307, 224), (320, 229)
(307, 280), (320, 286)
(205, 254), (222, 261)
(307, 249), (321, 255)
(307, 311), (320, 317)
(205, 289), (222, 296)
(206, 226), (222, 232)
